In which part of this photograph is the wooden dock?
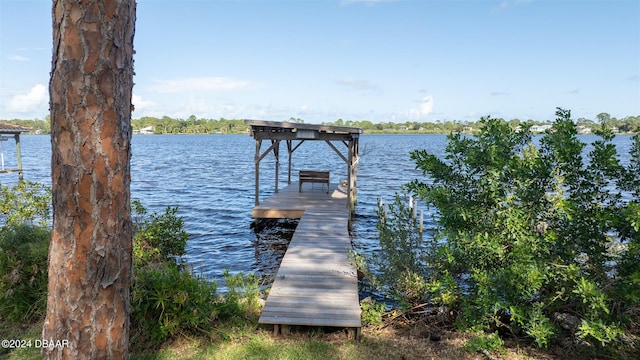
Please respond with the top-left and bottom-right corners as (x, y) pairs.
(254, 182), (361, 337)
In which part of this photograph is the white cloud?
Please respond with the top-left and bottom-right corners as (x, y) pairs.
(408, 95), (434, 120)
(146, 76), (256, 94)
(8, 55), (29, 61)
(336, 78), (381, 94)
(7, 84), (48, 113)
(131, 94), (157, 113)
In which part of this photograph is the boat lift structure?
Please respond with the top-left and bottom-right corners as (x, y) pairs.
(0, 122), (32, 181)
(244, 119), (363, 215)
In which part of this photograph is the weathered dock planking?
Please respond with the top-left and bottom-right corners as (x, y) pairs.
(254, 183), (362, 338)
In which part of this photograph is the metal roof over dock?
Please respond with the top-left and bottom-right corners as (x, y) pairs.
(0, 122), (32, 134)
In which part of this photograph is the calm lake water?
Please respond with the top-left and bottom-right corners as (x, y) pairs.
(1, 133), (636, 291)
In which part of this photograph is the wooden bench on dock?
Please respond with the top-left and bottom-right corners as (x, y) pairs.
(299, 170), (330, 193)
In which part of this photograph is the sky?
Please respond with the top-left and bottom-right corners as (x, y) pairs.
(0, 0), (639, 124)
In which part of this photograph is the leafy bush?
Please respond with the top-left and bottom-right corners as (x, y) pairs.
(360, 108), (639, 354)
(0, 190), (262, 351)
(132, 200), (189, 269)
(0, 181), (51, 228)
(130, 202), (264, 348)
(131, 201), (208, 345)
(360, 299), (386, 327)
(358, 194), (430, 306)
(0, 224), (50, 322)
(130, 267), (264, 347)
(0, 181), (51, 323)
(222, 269), (262, 321)
(463, 331), (505, 355)
(131, 262), (218, 344)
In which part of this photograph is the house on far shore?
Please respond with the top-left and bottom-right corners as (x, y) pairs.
(577, 126), (592, 135)
(530, 124), (553, 133)
(133, 126), (154, 135)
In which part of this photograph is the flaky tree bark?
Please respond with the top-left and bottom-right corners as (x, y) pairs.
(44, 1), (136, 358)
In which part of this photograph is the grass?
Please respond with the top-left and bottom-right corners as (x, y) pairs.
(128, 324), (551, 360)
(3, 295), (624, 360)
(2, 293), (631, 360)
(3, 319), (550, 360)
(0, 321), (43, 359)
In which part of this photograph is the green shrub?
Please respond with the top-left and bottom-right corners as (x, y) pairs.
(222, 269), (262, 321)
(0, 224), (50, 322)
(131, 201), (214, 346)
(360, 108), (639, 354)
(0, 181), (51, 228)
(130, 202), (265, 348)
(132, 200), (189, 268)
(130, 262), (218, 345)
(359, 194), (429, 306)
(0, 181), (51, 324)
(463, 331), (505, 355)
(360, 299), (386, 327)
(405, 108), (640, 350)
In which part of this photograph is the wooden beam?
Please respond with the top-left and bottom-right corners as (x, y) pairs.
(258, 140), (279, 162)
(325, 140), (348, 164)
(291, 139), (305, 153)
(244, 119), (363, 135)
(252, 131), (354, 142)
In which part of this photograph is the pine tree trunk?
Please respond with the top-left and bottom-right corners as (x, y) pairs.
(44, 1), (136, 358)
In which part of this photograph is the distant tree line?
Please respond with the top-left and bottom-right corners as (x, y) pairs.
(0, 117), (52, 134)
(324, 113), (640, 134)
(2, 112), (639, 135)
(132, 115), (247, 134)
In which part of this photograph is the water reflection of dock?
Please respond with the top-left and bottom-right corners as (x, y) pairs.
(253, 183), (361, 338)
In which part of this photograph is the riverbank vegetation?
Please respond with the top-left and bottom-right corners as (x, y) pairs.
(0, 182), (550, 360)
(1, 108), (638, 359)
(0, 185), (265, 358)
(2, 112), (639, 135)
(0, 183), (481, 360)
(355, 108), (639, 359)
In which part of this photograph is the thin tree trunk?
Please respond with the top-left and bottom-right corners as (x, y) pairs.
(44, 0), (136, 358)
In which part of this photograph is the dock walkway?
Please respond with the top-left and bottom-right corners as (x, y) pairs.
(254, 183), (361, 337)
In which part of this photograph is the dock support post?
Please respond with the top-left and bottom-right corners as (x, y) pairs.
(286, 140), (292, 184)
(347, 136), (359, 214)
(14, 134), (23, 181)
(281, 324), (290, 335)
(254, 139), (261, 206)
(273, 140), (280, 193)
(347, 327), (361, 341)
